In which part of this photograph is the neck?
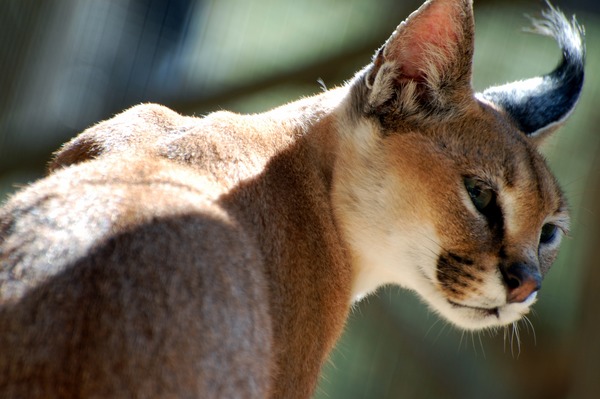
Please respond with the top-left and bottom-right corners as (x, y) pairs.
(264, 86), (348, 156)
(218, 86), (354, 399)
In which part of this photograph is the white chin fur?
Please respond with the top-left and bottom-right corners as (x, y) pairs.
(406, 278), (537, 331)
(348, 224), (536, 331)
(442, 297), (536, 331)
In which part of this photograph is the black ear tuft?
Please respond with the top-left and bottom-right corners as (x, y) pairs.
(481, 2), (585, 139)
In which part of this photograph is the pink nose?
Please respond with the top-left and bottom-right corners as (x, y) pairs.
(501, 263), (542, 303)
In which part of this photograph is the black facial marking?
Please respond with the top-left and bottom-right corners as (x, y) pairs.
(464, 177), (505, 243)
(437, 251), (480, 296)
(448, 253), (474, 266)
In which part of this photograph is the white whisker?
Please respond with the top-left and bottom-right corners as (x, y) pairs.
(477, 332), (487, 359)
(458, 330), (465, 352)
(511, 321), (522, 358)
(503, 325), (508, 353)
(434, 320), (451, 345)
(424, 318), (442, 340)
(522, 315), (537, 346)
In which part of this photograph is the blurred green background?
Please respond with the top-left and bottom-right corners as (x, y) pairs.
(1, 0), (599, 398)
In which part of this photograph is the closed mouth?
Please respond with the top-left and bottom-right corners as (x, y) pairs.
(448, 300), (500, 318)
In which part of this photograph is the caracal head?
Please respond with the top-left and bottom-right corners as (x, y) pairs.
(332, 0), (584, 330)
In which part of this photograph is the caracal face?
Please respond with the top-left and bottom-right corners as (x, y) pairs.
(332, 0), (583, 330)
(336, 101), (567, 330)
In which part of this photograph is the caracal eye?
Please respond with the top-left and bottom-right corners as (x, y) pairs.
(540, 223), (558, 244)
(464, 177), (493, 212)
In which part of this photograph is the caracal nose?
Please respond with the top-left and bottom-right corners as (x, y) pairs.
(501, 262), (542, 304)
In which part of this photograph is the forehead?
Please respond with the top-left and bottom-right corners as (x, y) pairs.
(396, 100), (566, 215)
(471, 103), (557, 179)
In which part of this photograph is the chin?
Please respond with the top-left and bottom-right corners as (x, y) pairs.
(432, 291), (538, 331)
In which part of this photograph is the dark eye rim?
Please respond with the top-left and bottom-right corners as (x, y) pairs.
(462, 176), (504, 237)
(540, 223), (558, 244)
(464, 177), (495, 213)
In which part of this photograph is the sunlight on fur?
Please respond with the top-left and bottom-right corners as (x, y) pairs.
(0, 0), (585, 397)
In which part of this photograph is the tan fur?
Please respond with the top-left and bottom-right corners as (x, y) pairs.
(0, 0), (580, 397)
(1, 92), (352, 398)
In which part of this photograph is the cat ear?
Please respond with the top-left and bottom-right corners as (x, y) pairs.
(365, 0), (474, 119)
(480, 4), (585, 143)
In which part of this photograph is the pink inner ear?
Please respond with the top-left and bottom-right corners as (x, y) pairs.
(390, 0), (462, 80)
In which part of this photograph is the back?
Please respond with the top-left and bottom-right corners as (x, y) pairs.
(0, 156), (274, 397)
